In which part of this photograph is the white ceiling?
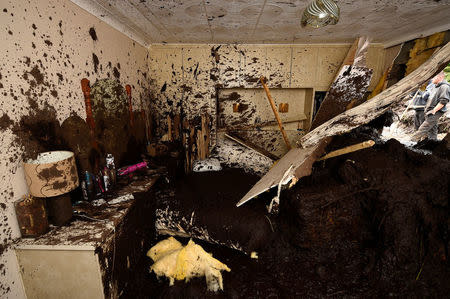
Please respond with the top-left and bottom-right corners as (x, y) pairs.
(72, 0), (450, 47)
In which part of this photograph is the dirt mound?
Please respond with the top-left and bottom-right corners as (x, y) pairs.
(282, 138), (449, 297)
(122, 138), (450, 298)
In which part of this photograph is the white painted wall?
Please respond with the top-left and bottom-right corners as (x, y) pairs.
(0, 0), (150, 297)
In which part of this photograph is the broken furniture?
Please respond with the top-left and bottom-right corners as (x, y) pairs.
(14, 175), (158, 299)
(23, 151), (79, 226)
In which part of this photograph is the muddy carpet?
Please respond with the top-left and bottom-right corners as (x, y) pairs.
(121, 137), (450, 298)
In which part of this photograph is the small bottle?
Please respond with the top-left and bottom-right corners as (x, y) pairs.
(97, 171), (105, 193)
(106, 154), (116, 185)
(85, 171), (95, 201)
(103, 167), (110, 192)
(81, 181), (89, 201)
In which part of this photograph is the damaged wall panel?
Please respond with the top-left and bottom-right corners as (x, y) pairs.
(148, 44), (386, 150)
(0, 0), (150, 296)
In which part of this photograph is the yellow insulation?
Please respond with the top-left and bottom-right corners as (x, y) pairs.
(406, 32), (446, 76)
(147, 237), (231, 292)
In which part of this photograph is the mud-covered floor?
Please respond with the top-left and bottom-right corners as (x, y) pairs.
(121, 135), (450, 298)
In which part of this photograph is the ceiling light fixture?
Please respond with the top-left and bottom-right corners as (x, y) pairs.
(301, 0), (340, 28)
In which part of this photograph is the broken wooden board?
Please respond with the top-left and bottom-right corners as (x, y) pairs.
(225, 132), (280, 161)
(301, 41), (450, 148)
(236, 138), (330, 207)
(309, 65), (373, 130)
(317, 140), (375, 161)
(236, 38), (373, 207)
(310, 37), (370, 131)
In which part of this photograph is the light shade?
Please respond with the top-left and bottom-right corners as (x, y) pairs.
(301, 0), (340, 28)
(24, 151), (79, 197)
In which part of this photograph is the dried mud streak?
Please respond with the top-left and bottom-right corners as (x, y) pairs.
(89, 27), (97, 41)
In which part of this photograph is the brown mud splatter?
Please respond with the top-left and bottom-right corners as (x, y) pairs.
(92, 53), (99, 73)
(113, 67), (120, 79)
(29, 65), (45, 86)
(37, 164), (64, 181)
(180, 84), (192, 93)
(0, 114), (13, 130)
(60, 113), (92, 174)
(89, 27), (97, 41)
(244, 74), (260, 84)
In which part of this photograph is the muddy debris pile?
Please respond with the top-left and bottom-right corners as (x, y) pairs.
(123, 134), (449, 298)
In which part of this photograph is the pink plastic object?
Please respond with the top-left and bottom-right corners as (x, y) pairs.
(118, 162), (147, 176)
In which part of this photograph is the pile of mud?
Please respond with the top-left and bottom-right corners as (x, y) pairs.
(122, 137), (449, 298)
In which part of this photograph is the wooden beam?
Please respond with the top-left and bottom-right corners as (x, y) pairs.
(225, 132), (280, 161)
(236, 138), (330, 207)
(260, 76), (292, 150)
(310, 37), (372, 131)
(317, 140), (375, 161)
(125, 84), (134, 128)
(301, 42), (450, 148)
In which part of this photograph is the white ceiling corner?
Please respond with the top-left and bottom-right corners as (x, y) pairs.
(71, 0), (450, 47)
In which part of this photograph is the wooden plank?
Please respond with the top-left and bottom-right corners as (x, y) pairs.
(225, 132), (280, 161)
(309, 37), (371, 131)
(217, 116), (307, 131)
(236, 138), (330, 207)
(173, 114), (180, 141)
(301, 42), (450, 148)
(317, 140), (375, 161)
(167, 115), (173, 142)
(341, 38), (359, 66)
(260, 76), (292, 149)
(125, 84), (134, 128)
(310, 65), (373, 130)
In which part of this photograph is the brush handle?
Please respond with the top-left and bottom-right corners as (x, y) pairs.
(125, 84), (134, 127)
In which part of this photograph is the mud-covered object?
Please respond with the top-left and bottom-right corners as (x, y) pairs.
(192, 158), (222, 172)
(210, 138), (273, 176)
(60, 114), (93, 173)
(281, 138), (450, 297)
(155, 169), (274, 254)
(90, 79), (144, 167)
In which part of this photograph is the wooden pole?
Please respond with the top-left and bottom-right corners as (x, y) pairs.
(317, 140), (375, 161)
(80, 78), (99, 172)
(125, 84), (134, 128)
(399, 89), (419, 120)
(81, 78), (95, 134)
(260, 76), (292, 150)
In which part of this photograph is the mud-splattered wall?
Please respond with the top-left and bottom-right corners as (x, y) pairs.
(148, 43), (386, 151)
(0, 0), (149, 297)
